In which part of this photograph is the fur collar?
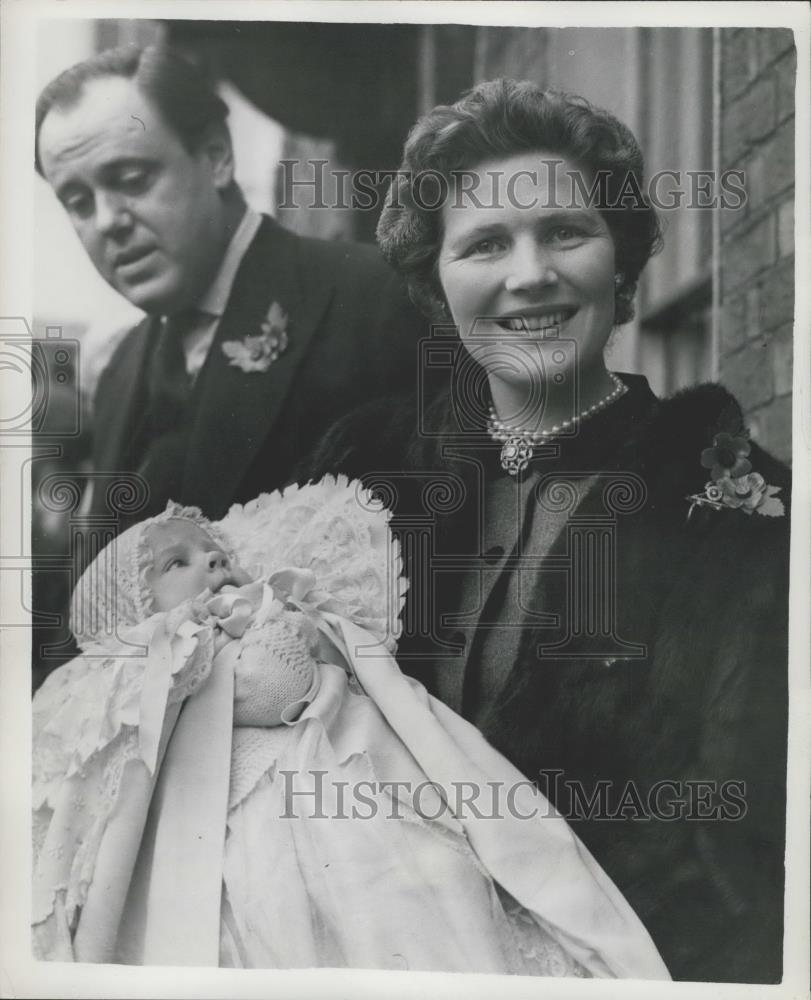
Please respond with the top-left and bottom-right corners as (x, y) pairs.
(615, 379), (790, 516)
(304, 376), (791, 515)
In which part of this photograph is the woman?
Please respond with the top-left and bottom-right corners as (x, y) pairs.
(306, 79), (790, 984)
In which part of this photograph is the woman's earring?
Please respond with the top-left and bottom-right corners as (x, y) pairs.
(614, 272), (625, 289)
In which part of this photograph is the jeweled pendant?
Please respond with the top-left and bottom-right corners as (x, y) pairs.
(500, 436), (533, 475)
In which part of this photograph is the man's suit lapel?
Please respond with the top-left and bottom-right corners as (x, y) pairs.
(94, 316), (156, 475)
(182, 217), (333, 515)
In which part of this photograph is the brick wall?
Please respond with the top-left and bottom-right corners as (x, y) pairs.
(719, 28), (796, 462)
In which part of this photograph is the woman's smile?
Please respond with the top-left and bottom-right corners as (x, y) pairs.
(495, 306), (579, 333)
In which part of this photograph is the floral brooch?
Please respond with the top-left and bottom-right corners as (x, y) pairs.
(686, 431), (785, 519)
(221, 301), (289, 373)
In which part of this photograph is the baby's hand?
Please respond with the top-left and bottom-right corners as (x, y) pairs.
(232, 616), (316, 727)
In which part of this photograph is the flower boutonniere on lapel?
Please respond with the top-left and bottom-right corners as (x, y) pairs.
(687, 431), (785, 520)
(221, 302), (289, 373)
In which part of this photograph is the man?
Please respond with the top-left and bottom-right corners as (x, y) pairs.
(36, 44), (424, 523)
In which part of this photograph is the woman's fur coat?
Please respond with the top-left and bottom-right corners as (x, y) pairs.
(303, 373), (790, 984)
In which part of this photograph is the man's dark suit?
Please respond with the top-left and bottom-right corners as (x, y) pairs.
(90, 215), (424, 520)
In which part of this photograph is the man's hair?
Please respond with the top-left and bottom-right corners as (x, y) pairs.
(35, 44), (230, 174)
(376, 78), (662, 325)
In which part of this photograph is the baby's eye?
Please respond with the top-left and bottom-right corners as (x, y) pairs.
(164, 558), (184, 572)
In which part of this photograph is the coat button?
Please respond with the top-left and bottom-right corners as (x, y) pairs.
(484, 545), (505, 564)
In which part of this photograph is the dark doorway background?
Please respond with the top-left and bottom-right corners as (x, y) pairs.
(164, 20), (483, 241)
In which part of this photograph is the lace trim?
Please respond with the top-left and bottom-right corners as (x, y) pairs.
(33, 655), (141, 800)
(170, 626), (215, 704)
(498, 888), (590, 978)
(71, 502), (236, 648)
(32, 621), (216, 933)
(32, 725), (141, 930)
(65, 728), (140, 923)
(221, 477), (408, 654)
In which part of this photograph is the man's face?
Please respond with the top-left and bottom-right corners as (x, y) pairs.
(38, 75), (234, 315)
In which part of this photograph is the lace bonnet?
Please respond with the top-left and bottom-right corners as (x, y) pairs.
(70, 501), (235, 649)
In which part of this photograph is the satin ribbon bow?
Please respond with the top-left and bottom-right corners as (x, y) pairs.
(268, 567), (358, 672)
(204, 581), (267, 637)
(138, 583), (266, 772)
(138, 573), (333, 772)
(268, 567), (342, 613)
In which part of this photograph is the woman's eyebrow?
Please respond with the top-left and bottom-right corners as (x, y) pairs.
(444, 222), (503, 251)
(536, 208), (599, 224)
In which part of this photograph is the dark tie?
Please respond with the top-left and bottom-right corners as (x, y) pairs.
(145, 311), (196, 434)
(132, 311), (198, 515)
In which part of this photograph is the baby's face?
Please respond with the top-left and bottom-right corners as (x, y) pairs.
(145, 519), (244, 612)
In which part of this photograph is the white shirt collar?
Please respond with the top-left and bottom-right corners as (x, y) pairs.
(196, 207), (263, 318)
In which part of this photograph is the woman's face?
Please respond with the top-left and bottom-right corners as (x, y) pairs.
(437, 150), (616, 393)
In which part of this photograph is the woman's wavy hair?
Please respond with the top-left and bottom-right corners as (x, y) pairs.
(376, 78), (662, 326)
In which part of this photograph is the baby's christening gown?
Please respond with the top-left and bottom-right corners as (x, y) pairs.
(32, 478), (669, 979)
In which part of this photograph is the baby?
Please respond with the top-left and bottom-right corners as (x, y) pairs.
(32, 479), (669, 979)
(141, 514), (316, 727)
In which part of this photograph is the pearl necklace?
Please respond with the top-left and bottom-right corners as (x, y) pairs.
(487, 372), (628, 475)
